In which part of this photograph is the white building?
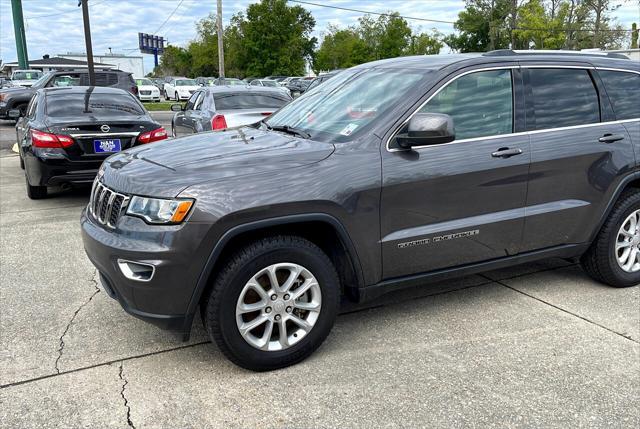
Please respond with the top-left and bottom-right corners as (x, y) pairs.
(60, 52), (144, 76)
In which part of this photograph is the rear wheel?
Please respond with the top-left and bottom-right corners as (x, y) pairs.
(203, 236), (340, 371)
(581, 189), (640, 287)
(25, 175), (47, 199)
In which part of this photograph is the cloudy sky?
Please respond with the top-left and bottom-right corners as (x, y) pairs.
(1, 0), (638, 74)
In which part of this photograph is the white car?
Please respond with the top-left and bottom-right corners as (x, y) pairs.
(250, 79), (292, 97)
(135, 77), (161, 102)
(164, 78), (200, 101)
(10, 69), (43, 87)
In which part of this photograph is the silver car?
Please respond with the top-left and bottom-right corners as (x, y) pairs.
(170, 86), (292, 137)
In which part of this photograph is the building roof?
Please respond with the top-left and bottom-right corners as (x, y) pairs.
(4, 56), (114, 67)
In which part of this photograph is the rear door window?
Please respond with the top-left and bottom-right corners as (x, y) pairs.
(598, 70), (640, 120)
(48, 74), (82, 87)
(527, 68), (600, 131)
(419, 69), (513, 140)
(213, 93), (290, 110)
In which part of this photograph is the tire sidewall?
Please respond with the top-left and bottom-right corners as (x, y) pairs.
(211, 246), (339, 370)
(606, 195), (640, 284)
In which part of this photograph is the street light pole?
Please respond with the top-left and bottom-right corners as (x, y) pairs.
(216, 0), (225, 78)
(80, 0), (96, 86)
(10, 0), (29, 70)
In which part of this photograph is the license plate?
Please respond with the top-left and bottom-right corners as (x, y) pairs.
(93, 139), (121, 153)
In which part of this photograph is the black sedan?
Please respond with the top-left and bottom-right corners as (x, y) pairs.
(15, 86), (168, 199)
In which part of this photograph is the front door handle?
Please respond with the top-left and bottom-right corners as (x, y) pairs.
(491, 147), (523, 158)
(599, 134), (625, 144)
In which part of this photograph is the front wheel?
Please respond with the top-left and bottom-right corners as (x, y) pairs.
(203, 236), (340, 371)
(581, 189), (640, 287)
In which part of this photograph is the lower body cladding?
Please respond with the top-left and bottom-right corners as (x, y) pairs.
(80, 208), (213, 336)
(24, 151), (104, 187)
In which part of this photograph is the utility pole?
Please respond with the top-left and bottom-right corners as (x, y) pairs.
(216, 0), (225, 78)
(11, 0), (29, 69)
(79, 0), (96, 85)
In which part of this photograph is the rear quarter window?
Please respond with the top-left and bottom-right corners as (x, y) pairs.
(598, 70), (640, 120)
(213, 93), (290, 110)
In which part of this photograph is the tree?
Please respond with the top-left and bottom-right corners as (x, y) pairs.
(632, 22), (638, 49)
(314, 26), (369, 71)
(444, 0), (512, 52)
(156, 45), (192, 77)
(406, 31), (444, 55)
(235, 0), (316, 76)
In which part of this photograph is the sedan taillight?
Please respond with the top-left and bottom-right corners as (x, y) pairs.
(211, 114), (227, 130)
(31, 130), (74, 148)
(138, 127), (168, 144)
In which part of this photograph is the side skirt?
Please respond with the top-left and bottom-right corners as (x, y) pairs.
(358, 243), (590, 302)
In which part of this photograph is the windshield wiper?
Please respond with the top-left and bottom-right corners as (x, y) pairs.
(265, 123), (311, 139)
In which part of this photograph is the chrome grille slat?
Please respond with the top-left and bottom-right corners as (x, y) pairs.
(89, 181), (129, 229)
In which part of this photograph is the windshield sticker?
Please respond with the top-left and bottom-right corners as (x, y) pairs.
(340, 123), (358, 136)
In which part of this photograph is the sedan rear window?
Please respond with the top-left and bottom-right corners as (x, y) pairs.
(46, 92), (145, 117)
(213, 93), (290, 110)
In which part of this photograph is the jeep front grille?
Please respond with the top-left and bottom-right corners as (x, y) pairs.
(89, 180), (129, 228)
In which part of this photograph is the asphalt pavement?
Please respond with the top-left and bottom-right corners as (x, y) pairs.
(0, 116), (638, 428)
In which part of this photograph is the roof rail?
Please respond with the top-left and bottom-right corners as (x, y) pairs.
(483, 49), (629, 60)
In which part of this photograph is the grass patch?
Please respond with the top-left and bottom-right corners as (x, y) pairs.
(142, 101), (179, 111)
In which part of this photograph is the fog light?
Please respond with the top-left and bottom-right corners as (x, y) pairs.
(117, 259), (155, 282)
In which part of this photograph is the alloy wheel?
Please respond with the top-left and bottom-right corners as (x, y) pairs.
(235, 263), (322, 351)
(616, 209), (640, 273)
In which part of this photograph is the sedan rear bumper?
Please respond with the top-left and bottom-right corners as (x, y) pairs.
(24, 151), (103, 186)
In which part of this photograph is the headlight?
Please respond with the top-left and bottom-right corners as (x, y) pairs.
(126, 196), (194, 224)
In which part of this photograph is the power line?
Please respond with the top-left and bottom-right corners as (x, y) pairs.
(289, 0), (456, 25)
(24, 0), (109, 20)
(154, 0), (185, 34)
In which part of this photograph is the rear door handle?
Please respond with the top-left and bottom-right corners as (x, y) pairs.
(599, 134), (625, 144)
(491, 147), (523, 158)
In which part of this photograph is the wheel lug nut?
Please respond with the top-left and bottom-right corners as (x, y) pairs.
(284, 294), (290, 300)
(274, 314), (281, 321)
(265, 307), (272, 314)
(286, 306), (292, 313)
(270, 294), (277, 301)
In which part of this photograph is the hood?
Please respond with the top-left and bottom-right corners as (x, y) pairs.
(138, 85), (159, 92)
(175, 85), (200, 91)
(12, 80), (35, 87)
(0, 86), (34, 96)
(101, 126), (335, 197)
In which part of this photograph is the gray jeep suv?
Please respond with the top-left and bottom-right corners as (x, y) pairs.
(82, 51), (640, 371)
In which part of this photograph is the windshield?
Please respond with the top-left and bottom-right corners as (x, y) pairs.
(46, 92), (145, 117)
(261, 80), (278, 87)
(136, 78), (153, 86)
(265, 68), (429, 143)
(176, 79), (197, 86)
(218, 78), (244, 86)
(13, 71), (43, 80)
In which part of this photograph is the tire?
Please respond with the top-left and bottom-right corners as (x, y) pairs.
(581, 189), (640, 287)
(203, 235), (340, 371)
(25, 175), (47, 199)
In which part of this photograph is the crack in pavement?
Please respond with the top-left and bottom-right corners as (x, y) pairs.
(118, 362), (136, 429)
(485, 275), (639, 344)
(54, 270), (101, 374)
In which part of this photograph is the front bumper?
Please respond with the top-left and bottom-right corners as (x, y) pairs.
(139, 94), (161, 101)
(80, 206), (213, 334)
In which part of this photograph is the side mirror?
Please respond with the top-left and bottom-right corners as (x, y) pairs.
(395, 113), (455, 149)
(7, 109), (21, 119)
(170, 103), (184, 112)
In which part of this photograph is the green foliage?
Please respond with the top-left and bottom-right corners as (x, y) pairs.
(446, 0), (630, 52)
(234, 0), (316, 77)
(314, 13), (443, 72)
